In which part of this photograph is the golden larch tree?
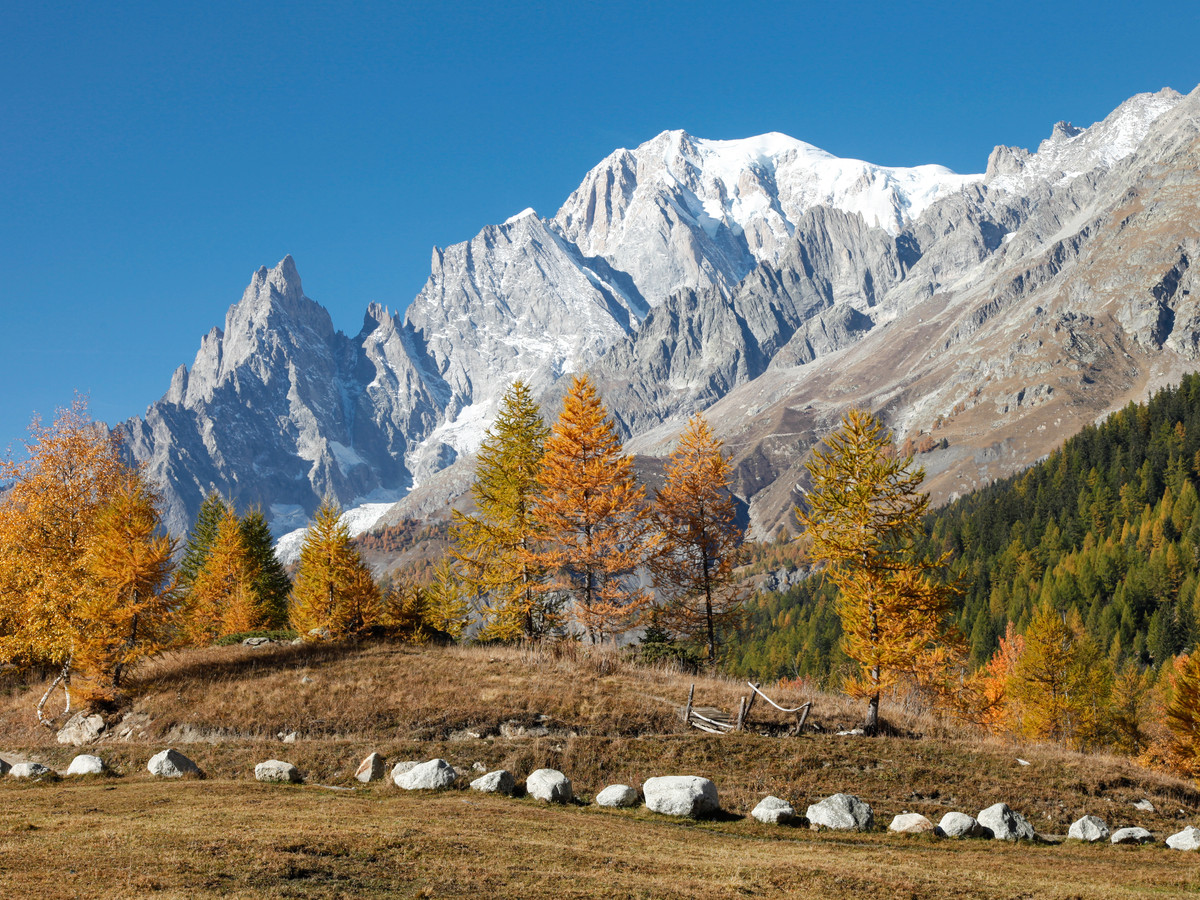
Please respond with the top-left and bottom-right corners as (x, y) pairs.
(0, 399), (124, 723)
(290, 498), (380, 635)
(451, 380), (557, 640)
(651, 413), (746, 665)
(798, 409), (958, 734)
(185, 506), (263, 642)
(535, 374), (654, 643)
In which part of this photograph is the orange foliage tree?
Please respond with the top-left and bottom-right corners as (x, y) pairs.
(798, 409), (959, 734)
(535, 375), (654, 643)
(290, 498), (381, 636)
(185, 506), (264, 642)
(651, 414), (746, 665)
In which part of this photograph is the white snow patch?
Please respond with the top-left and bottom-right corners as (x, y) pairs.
(504, 207), (538, 225)
(273, 502), (397, 566)
(328, 441), (365, 476)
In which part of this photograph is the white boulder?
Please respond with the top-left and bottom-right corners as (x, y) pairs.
(1167, 826), (1200, 851)
(643, 775), (719, 818)
(596, 784), (639, 808)
(255, 760), (302, 783)
(355, 752), (387, 783)
(526, 768), (572, 803)
(977, 803), (1036, 841)
(1111, 826), (1154, 845)
(938, 812), (985, 838)
(147, 749), (202, 778)
(10, 762), (56, 780)
(66, 754), (105, 776)
(806, 793), (874, 831)
(889, 813), (936, 834)
(470, 770), (516, 796)
(751, 796), (795, 824)
(1068, 815), (1110, 842)
(395, 758), (457, 791)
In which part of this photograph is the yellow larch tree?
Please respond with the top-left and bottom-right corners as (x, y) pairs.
(535, 374), (654, 643)
(651, 414), (746, 665)
(185, 506), (263, 641)
(290, 498), (381, 636)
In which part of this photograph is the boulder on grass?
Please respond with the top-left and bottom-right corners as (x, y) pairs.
(470, 770), (516, 796)
(937, 812), (985, 838)
(1068, 815), (1110, 843)
(66, 754), (105, 776)
(395, 759), (457, 791)
(643, 776), (719, 818)
(1167, 826), (1200, 851)
(751, 796), (795, 824)
(255, 760), (302, 784)
(147, 749), (202, 778)
(10, 762), (57, 780)
(806, 793), (874, 831)
(596, 784), (639, 808)
(390, 761), (419, 784)
(355, 752), (387, 783)
(977, 803), (1035, 841)
(889, 813), (936, 834)
(1111, 826), (1154, 845)
(526, 768), (572, 803)
(56, 712), (105, 746)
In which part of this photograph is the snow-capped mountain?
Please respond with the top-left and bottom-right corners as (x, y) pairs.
(122, 85), (1200, 546)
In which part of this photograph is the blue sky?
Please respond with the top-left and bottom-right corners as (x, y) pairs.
(2, 0), (1197, 452)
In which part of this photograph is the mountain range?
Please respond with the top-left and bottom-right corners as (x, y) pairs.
(118, 85), (1200, 553)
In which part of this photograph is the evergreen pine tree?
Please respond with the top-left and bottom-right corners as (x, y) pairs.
(178, 492), (231, 591)
(239, 507), (292, 629)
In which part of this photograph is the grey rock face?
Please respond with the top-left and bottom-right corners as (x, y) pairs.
(255, 760), (302, 784)
(56, 712), (106, 746)
(889, 813), (936, 834)
(525, 768), (572, 804)
(806, 793), (874, 831)
(66, 754), (105, 776)
(1111, 826), (1155, 845)
(1068, 815), (1111, 842)
(147, 749), (201, 778)
(643, 775), (719, 818)
(1132, 798), (1156, 812)
(395, 759), (457, 791)
(470, 770), (516, 796)
(355, 752), (387, 784)
(10, 762), (56, 780)
(977, 803), (1036, 841)
(751, 796), (795, 824)
(595, 784), (639, 808)
(1166, 826), (1200, 851)
(937, 812), (985, 838)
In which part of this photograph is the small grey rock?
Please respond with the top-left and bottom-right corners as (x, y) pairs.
(643, 775), (719, 818)
(10, 762), (57, 780)
(751, 796), (795, 824)
(526, 768), (572, 803)
(889, 813), (936, 834)
(1068, 815), (1110, 842)
(1132, 799), (1156, 812)
(395, 758), (457, 791)
(147, 749), (201, 778)
(470, 769), (516, 796)
(242, 636), (271, 647)
(938, 812), (985, 838)
(977, 803), (1036, 841)
(1166, 826), (1200, 851)
(806, 793), (874, 831)
(255, 760), (302, 783)
(281, 732), (298, 744)
(596, 784), (640, 808)
(355, 752), (387, 783)
(1111, 826), (1154, 845)
(66, 754), (105, 776)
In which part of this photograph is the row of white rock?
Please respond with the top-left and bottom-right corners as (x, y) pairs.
(7, 749), (1199, 851)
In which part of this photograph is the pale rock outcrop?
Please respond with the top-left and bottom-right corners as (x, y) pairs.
(525, 769), (572, 804)
(470, 770), (516, 796)
(806, 793), (874, 831)
(977, 803), (1036, 841)
(751, 796), (795, 824)
(147, 749), (201, 778)
(56, 712), (106, 746)
(66, 754), (105, 776)
(395, 759), (457, 791)
(255, 760), (302, 784)
(355, 752), (387, 783)
(1068, 815), (1110, 842)
(643, 776), (719, 818)
(595, 784), (639, 808)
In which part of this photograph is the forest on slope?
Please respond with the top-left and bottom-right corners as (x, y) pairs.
(730, 374), (1200, 684)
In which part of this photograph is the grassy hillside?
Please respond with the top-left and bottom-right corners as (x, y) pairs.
(2, 641), (1199, 898)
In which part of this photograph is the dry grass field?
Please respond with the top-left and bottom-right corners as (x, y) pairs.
(1, 640), (1199, 898)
